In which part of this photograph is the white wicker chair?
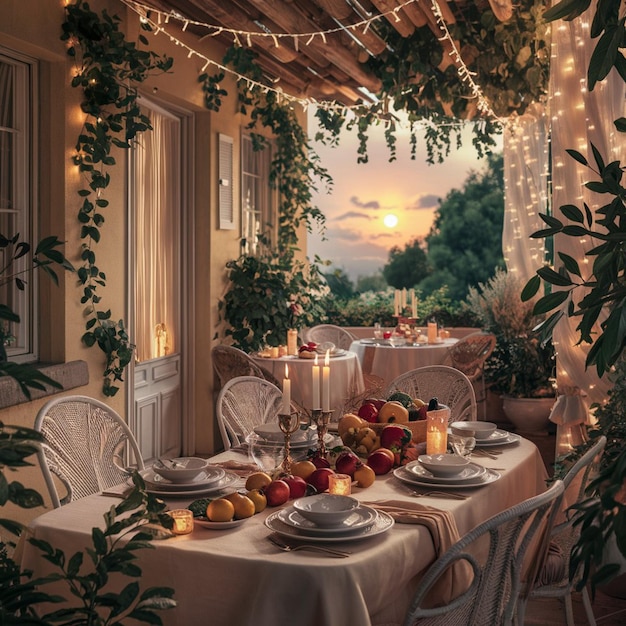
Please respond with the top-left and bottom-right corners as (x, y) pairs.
(216, 376), (284, 450)
(211, 344), (281, 389)
(34, 395), (144, 508)
(402, 480), (565, 626)
(516, 436), (607, 626)
(385, 365), (477, 422)
(304, 324), (357, 351)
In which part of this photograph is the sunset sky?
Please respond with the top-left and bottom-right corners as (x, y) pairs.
(307, 110), (500, 282)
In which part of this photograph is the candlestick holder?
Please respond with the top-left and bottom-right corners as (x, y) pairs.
(278, 411), (301, 472)
(311, 409), (332, 458)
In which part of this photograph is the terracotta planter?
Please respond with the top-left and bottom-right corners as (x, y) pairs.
(501, 396), (556, 434)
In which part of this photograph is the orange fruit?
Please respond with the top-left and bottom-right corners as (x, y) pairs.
(290, 460), (317, 480)
(354, 464), (376, 488)
(224, 492), (256, 519)
(206, 498), (235, 522)
(245, 471), (273, 491)
(246, 488), (267, 513)
(338, 413), (365, 438)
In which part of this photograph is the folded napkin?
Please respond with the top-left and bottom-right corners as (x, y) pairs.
(207, 460), (259, 477)
(364, 499), (472, 608)
(100, 483), (133, 499)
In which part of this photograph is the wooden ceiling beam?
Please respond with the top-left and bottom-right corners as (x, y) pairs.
(368, 0), (416, 38)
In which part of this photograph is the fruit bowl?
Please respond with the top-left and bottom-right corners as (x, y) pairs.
(152, 457), (209, 483)
(417, 453), (471, 477)
(450, 421), (497, 440)
(292, 494), (360, 527)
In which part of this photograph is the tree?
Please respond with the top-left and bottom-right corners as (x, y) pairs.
(324, 268), (354, 300)
(356, 273), (387, 293)
(418, 153), (505, 301)
(382, 239), (430, 289)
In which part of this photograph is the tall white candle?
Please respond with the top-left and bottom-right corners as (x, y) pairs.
(401, 288), (407, 310)
(322, 350), (330, 412)
(283, 364), (291, 415)
(394, 289), (400, 316)
(312, 354), (320, 409)
(411, 289), (417, 318)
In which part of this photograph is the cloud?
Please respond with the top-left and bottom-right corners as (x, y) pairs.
(406, 194), (440, 210)
(334, 211), (372, 221)
(350, 196), (380, 209)
(325, 226), (363, 242)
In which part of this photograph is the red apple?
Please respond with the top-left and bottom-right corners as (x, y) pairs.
(264, 479), (291, 506)
(366, 449), (394, 475)
(358, 402), (379, 423)
(306, 468), (335, 493)
(282, 474), (307, 499)
(311, 455), (331, 469)
(380, 424), (412, 452)
(335, 451), (360, 478)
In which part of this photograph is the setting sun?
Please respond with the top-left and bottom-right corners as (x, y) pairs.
(383, 214), (399, 228)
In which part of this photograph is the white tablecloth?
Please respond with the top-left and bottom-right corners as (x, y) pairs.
(251, 352), (365, 418)
(350, 339), (458, 391)
(19, 438), (547, 626)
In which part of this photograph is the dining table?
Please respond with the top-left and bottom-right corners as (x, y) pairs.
(350, 338), (459, 391)
(18, 435), (548, 626)
(251, 351), (365, 418)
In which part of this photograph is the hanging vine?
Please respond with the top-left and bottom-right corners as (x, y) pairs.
(61, 1), (173, 396)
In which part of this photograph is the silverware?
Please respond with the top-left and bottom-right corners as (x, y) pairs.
(409, 490), (468, 500)
(267, 534), (351, 558)
(472, 448), (501, 459)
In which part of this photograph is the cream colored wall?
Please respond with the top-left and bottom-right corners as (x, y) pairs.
(0, 1), (310, 526)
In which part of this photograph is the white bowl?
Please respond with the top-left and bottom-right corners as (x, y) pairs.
(152, 457), (209, 483)
(450, 421), (498, 440)
(292, 494), (360, 527)
(418, 453), (471, 477)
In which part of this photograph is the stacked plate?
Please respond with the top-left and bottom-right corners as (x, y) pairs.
(394, 459), (501, 490)
(253, 424), (332, 449)
(474, 429), (521, 447)
(136, 463), (238, 497)
(265, 496), (394, 543)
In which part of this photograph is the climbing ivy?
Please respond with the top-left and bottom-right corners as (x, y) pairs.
(61, 1), (173, 396)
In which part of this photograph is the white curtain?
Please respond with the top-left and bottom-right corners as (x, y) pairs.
(549, 4), (624, 412)
(132, 109), (181, 362)
(502, 102), (550, 284)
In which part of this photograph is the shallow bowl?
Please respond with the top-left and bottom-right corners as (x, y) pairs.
(152, 457), (208, 483)
(418, 453), (471, 477)
(450, 421), (498, 440)
(292, 494), (360, 527)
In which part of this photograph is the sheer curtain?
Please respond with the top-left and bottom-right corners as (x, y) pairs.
(132, 108), (181, 362)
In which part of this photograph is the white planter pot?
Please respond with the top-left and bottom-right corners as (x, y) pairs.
(501, 396), (556, 433)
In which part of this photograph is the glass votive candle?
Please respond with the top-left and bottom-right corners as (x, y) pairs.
(426, 406), (450, 455)
(169, 509), (194, 535)
(269, 346), (279, 358)
(328, 473), (352, 495)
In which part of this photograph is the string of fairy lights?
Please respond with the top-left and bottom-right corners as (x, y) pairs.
(119, 0), (506, 127)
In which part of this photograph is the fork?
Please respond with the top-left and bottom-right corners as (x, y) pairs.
(267, 534), (351, 558)
(409, 490), (468, 500)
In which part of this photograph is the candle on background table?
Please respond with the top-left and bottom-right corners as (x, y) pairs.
(393, 289), (400, 316)
(322, 350), (330, 412)
(411, 289), (417, 318)
(312, 354), (320, 409)
(283, 364), (291, 415)
(169, 509), (194, 535)
(401, 288), (407, 311)
(427, 321), (438, 344)
(287, 329), (298, 356)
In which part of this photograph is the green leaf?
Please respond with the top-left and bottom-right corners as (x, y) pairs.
(615, 117), (626, 133)
(560, 204), (585, 223)
(533, 290), (571, 315)
(521, 275), (541, 301)
(565, 149), (588, 167)
(558, 252), (582, 277)
(537, 266), (575, 287)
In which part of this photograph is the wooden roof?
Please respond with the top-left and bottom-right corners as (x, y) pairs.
(131, 0), (515, 107)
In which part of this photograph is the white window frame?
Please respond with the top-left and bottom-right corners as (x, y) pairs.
(241, 133), (276, 255)
(0, 48), (38, 363)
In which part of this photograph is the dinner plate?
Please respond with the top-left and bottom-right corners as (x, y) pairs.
(315, 348), (346, 358)
(394, 465), (501, 489)
(360, 339), (379, 345)
(475, 430), (521, 447)
(254, 423), (314, 444)
(405, 460), (487, 484)
(265, 509), (393, 543)
(140, 466), (226, 490)
(278, 505), (378, 535)
(136, 470), (239, 497)
(194, 516), (247, 530)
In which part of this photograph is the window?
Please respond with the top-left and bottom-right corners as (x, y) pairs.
(0, 49), (37, 362)
(241, 133), (275, 255)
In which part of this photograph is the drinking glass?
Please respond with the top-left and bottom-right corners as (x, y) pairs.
(449, 433), (476, 458)
(373, 322), (383, 340)
(246, 433), (284, 472)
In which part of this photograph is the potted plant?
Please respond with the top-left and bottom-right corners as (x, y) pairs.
(466, 268), (556, 432)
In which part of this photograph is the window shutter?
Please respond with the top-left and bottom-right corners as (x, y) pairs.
(218, 133), (235, 230)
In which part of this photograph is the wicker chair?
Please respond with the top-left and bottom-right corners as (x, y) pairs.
(402, 480), (565, 626)
(516, 436), (607, 626)
(443, 332), (496, 419)
(211, 344), (281, 389)
(34, 395), (144, 508)
(304, 324), (357, 351)
(216, 376), (284, 450)
(384, 365), (477, 422)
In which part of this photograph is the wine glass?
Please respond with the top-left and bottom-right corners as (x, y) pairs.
(246, 433), (284, 472)
(449, 433), (476, 458)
